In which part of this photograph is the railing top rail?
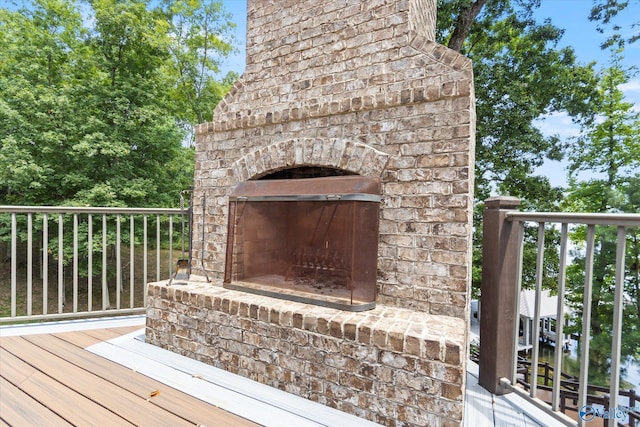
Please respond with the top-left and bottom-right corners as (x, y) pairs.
(506, 211), (640, 227)
(0, 205), (184, 215)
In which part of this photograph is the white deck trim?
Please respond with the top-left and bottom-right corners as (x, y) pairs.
(464, 362), (566, 427)
(0, 315), (145, 337)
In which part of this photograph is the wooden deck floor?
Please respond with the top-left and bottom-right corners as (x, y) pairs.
(0, 325), (257, 427)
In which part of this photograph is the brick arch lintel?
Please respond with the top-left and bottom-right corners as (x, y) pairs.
(231, 139), (390, 184)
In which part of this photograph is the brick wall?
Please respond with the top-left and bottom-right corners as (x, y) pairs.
(192, 0), (475, 317)
(147, 281), (467, 426)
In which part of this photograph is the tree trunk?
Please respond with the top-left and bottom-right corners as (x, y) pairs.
(448, 0), (488, 52)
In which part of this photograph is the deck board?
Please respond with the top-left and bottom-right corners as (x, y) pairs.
(53, 325), (142, 348)
(0, 375), (71, 426)
(1, 335), (194, 427)
(0, 345), (36, 386)
(0, 326), (258, 427)
(0, 347), (132, 426)
(18, 370), (133, 426)
(23, 333), (255, 427)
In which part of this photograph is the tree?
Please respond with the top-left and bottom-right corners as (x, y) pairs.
(71, 0), (189, 207)
(589, 0), (640, 49)
(563, 52), (640, 384)
(160, 0), (238, 130)
(568, 53), (640, 190)
(0, 0), (86, 205)
(439, 1), (598, 203)
(0, 0), (236, 207)
(436, 0), (600, 292)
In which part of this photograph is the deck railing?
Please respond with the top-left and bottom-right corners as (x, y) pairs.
(479, 196), (640, 427)
(516, 359), (638, 424)
(1, 205), (188, 323)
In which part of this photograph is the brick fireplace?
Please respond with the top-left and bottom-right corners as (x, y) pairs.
(146, 0), (476, 425)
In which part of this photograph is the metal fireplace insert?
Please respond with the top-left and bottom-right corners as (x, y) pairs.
(223, 176), (381, 311)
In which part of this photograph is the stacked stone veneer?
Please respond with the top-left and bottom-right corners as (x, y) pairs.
(147, 0), (475, 426)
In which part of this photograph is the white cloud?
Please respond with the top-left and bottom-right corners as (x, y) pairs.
(619, 80), (640, 92)
(620, 78), (640, 113)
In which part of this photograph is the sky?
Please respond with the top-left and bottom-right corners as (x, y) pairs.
(531, 0), (640, 187)
(216, 0), (640, 189)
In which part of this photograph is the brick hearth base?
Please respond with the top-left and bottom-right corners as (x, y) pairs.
(146, 278), (466, 427)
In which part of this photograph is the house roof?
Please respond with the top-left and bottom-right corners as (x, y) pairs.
(519, 289), (563, 319)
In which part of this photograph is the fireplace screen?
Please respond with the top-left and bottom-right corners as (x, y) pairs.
(224, 176), (381, 311)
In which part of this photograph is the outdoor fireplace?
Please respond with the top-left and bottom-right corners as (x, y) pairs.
(223, 175), (381, 311)
(147, 0), (476, 425)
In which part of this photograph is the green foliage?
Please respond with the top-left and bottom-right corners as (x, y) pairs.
(589, 0), (640, 48)
(159, 0), (238, 127)
(464, 11), (597, 204)
(0, 0), (234, 275)
(0, 0), (235, 208)
(568, 53), (640, 190)
(438, 1), (600, 294)
(562, 52), (640, 383)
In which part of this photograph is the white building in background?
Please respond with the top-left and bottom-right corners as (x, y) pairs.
(470, 290), (572, 352)
(519, 289), (571, 352)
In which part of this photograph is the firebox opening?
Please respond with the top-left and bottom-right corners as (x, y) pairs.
(257, 166), (356, 180)
(224, 176), (380, 311)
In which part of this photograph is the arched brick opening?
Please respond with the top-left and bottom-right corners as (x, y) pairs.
(230, 139), (389, 184)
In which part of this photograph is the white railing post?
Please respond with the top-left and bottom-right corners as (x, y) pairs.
(529, 222), (546, 399)
(169, 215), (173, 278)
(577, 225), (596, 426)
(11, 213), (17, 318)
(57, 214), (64, 313)
(156, 215), (161, 282)
(130, 215), (134, 309)
(42, 214), (48, 315)
(116, 214), (121, 310)
(73, 213), (78, 313)
(143, 215), (148, 302)
(27, 213), (33, 316)
(102, 214), (108, 310)
(88, 214), (92, 312)
(509, 220), (525, 386)
(608, 226), (627, 427)
(552, 223), (569, 412)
